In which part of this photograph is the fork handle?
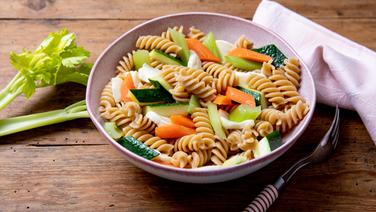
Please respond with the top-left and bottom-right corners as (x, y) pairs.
(243, 177), (285, 212)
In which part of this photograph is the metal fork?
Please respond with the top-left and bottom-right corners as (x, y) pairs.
(244, 106), (340, 212)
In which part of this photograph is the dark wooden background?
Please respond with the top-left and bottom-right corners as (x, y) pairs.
(0, 0), (375, 211)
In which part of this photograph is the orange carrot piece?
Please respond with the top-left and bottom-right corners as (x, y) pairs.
(213, 95), (232, 105)
(226, 87), (256, 107)
(171, 115), (195, 128)
(120, 73), (135, 102)
(228, 47), (272, 63)
(155, 124), (196, 139)
(186, 38), (221, 63)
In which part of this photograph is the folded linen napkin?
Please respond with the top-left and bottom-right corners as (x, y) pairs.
(253, 0), (376, 144)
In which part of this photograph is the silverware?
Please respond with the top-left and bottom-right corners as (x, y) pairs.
(244, 106), (340, 212)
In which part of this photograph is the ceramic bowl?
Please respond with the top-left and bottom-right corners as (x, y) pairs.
(86, 12), (316, 183)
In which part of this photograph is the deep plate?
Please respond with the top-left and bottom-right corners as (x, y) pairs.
(86, 12), (316, 183)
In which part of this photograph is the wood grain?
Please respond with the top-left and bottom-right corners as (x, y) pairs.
(0, 0), (376, 19)
(0, 0), (375, 211)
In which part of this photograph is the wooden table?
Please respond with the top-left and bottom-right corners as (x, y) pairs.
(0, 0), (375, 211)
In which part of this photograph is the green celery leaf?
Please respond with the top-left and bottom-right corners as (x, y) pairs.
(36, 28), (76, 56)
(55, 63), (92, 85)
(61, 46), (90, 68)
(8, 28), (91, 100)
(22, 76), (36, 98)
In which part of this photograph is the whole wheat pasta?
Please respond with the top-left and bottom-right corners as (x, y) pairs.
(99, 25), (310, 169)
(136, 35), (182, 54)
(234, 35), (253, 49)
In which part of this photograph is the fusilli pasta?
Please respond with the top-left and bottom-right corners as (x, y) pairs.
(269, 68), (303, 105)
(170, 84), (190, 102)
(189, 150), (211, 168)
(136, 35), (182, 54)
(171, 151), (189, 168)
(99, 25), (311, 169)
(226, 130), (242, 152)
(123, 126), (174, 155)
(129, 113), (156, 133)
(260, 60), (275, 77)
(234, 35), (253, 49)
(99, 81), (116, 115)
(281, 100), (309, 133)
(116, 51), (135, 73)
(202, 62), (238, 93)
(174, 133), (206, 152)
(239, 126), (258, 151)
(211, 138), (229, 165)
(248, 73), (285, 108)
(191, 108), (216, 149)
(282, 58), (301, 88)
(161, 25), (184, 41)
(176, 66), (216, 102)
(187, 26), (205, 41)
(255, 120), (274, 137)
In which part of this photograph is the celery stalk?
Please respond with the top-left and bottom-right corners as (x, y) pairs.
(0, 100), (89, 137)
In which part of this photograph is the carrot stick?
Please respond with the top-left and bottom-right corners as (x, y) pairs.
(186, 38), (221, 63)
(121, 73), (135, 102)
(171, 115), (195, 128)
(228, 48), (272, 63)
(155, 124), (196, 139)
(213, 95), (232, 105)
(226, 87), (255, 107)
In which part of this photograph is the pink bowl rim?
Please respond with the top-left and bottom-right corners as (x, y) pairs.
(86, 12), (316, 176)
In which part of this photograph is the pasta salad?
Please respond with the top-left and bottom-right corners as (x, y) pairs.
(99, 26), (309, 169)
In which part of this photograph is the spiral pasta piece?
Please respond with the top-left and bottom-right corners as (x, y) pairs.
(161, 25), (184, 41)
(116, 51), (135, 73)
(189, 150), (212, 168)
(255, 120), (274, 137)
(171, 151), (189, 168)
(239, 149), (253, 160)
(116, 101), (141, 118)
(234, 35), (253, 49)
(187, 26), (205, 41)
(239, 126), (258, 151)
(136, 35), (182, 54)
(149, 57), (164, 69)
(261, 60), (275, 77)
(129, 113), (156, 133)
(202, 62), (238, 93)
(202, 62), (231, 78)
(223, 62), (245, 72)
(160, 65), (179, 87)
(102, 107), (133, 130)
(174, 134), (207, 152)
(281, 100), (309, 133)
(170, 84), (190, 102)
(259, 108), (284, 128)
(226, 130), (242, 152)
(248, 73), (285, 108)
(191, 108), (216, 149)
(269, 69), (303, 105)
(176, 66), (216, 102)
(211, 138), (229, 165)
(123, 126), (174, 155)
(99, 81), (116, 115)
(282, 58), (301, 88)
(174, 65), (213, 84)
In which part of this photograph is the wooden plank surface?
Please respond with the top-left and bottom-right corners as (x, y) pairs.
(0, 0), (375, 211)
(1, 0), (376, 19)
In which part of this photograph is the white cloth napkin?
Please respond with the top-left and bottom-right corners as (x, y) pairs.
(253, 0), (376, 144)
